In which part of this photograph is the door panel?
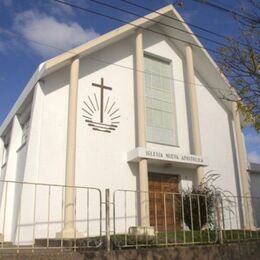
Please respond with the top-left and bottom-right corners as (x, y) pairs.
(149, 173), (181, 232)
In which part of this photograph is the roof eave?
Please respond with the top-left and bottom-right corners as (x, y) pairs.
(168, 5), (239, 97)
(0, 62), (46, 136)
(0, 5), (173, 136)
(0, 4), (246, 136)
(43, 4), (174, 75)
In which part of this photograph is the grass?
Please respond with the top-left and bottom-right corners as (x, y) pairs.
(111, 229), (260, 248)
(222, 229), (260, 241)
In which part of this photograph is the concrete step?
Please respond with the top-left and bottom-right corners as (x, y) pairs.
(0, 251), (84, 260)
(1, 240), (259, 260)
(35, 237), (105, 250)
(0, 242), (16, 248)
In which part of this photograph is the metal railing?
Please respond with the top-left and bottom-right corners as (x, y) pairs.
(0, 180), (102, 252)
(112, 189), (218, 248)
(220, 195), (260, 242)
(112, 189), (260, 248)
(0, 180), (260, 252)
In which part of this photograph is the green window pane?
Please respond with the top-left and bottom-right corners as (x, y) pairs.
(144, 55), (177, 145)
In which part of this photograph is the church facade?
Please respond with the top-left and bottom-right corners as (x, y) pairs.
(0, 5), (252, 243)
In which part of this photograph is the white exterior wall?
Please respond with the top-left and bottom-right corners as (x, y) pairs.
(17, 83), (48, 243)
(37, 68), (70, 185)
(0, 137), (6, 238)
(196, 75), (240, 197)
(1, 116), (23, 241)
(143, 30), (191, 156)
(14, 36), (138, 240)
(0, 138), (5, 204)
(23, 32), (197, 237)
(143, 30), (196, 190)
(22, 68), (70, 241)
(76, 37), (138, 233)
(0, 28), (245, 241)
(12, 144), (27, 242)
(196, 74), (242, 229)
(76, 37), (136, 190)
(0, 68), (70, 243)
(0, 138), (4, 170)
(23, 83), (45, 183)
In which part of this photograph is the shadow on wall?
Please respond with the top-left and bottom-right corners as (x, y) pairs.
(12, 144), (28, 241)
(228, 114), (244, 228)
(41, 66), (70, 96)
(78, 37), (134, 84)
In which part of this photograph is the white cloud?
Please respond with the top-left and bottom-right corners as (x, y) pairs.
(13, 10), (99, 58)
(0, 41), (5, 53)
(48, 2), (75, 17)
(47, 0), (87, 17)
(245, 133), (260, 144)
(248, 151), (260, 163)
(2, 0), (12, 7)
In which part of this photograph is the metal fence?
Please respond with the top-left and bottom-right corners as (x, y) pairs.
(0, 180), (102, 252)
(112, 189), (260, 248)
(220, 195), (260, 242)
(113, 189), (218, 248)
(0, 180), (259, 252)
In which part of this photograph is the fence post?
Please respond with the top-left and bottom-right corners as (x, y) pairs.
(105, 189), (111, 251)
(215, 193), (223, 244)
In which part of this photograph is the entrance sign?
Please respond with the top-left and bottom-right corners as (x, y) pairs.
(82, 78), (120, 133)
(127, 147), (207, 166)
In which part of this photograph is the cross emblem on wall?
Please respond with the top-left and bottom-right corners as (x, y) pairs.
(82, 78), (120, 133)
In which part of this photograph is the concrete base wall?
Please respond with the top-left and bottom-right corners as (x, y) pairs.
(1, 241), (260, 260)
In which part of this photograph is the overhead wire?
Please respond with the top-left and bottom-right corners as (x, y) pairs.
(0, 26), (237, 99)
(120, 0), (257, 50)
(191, 0), (259, 23)
(120, 0), (230, 40)
(51, 0), (219, 55)
(85, 0), (228, 48)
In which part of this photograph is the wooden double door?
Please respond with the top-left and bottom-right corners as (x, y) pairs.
(149, 172), (181, 232)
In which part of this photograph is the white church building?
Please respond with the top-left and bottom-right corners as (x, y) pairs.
(0, 5), (254, 243)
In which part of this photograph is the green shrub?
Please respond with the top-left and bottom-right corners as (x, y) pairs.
(182, 183), (216, 230)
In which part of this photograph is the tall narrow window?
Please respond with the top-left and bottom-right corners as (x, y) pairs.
(144, 55), (177, 145)
(21, 118), (30, 145)
(2, 143), (9, 166)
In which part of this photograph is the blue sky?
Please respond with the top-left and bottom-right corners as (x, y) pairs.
(0, 0), (259, 163)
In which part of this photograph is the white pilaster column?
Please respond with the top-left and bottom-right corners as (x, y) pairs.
(135, 29), (149, 227)
(185, 45), (204, 185)
(58, 56), (82, 238)
(232, 102), (253, 229)
(3, 116), (22, 241)
(0, 138), (4, 170)
(0, 137), (4, 241)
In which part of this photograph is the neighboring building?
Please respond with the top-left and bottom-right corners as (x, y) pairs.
(249, 162), (260, 227)
(0, 5), (254, 243)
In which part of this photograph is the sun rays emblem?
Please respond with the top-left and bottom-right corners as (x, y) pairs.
(82, 78), (120, 133)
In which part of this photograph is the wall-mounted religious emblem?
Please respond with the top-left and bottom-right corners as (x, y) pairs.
(82, 78), (120, 133)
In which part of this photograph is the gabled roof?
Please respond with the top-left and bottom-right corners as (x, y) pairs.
(43, 5), (174, 74)
(0, 4), (238, 135)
